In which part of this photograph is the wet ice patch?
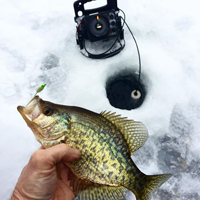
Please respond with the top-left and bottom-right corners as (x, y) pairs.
(155, 104), (200, 199)
(41, 53), (59, 70)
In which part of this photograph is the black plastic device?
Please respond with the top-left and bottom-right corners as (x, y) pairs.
(74, 0), (124, 59)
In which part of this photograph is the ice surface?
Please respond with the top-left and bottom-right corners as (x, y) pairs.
(1, 0), (200, 199)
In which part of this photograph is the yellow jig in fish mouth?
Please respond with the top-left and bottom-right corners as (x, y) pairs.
(17, 96), (172, 200)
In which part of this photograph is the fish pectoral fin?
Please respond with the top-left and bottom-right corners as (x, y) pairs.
(78, 185), (127, 200)
(100, 111), (148, 155)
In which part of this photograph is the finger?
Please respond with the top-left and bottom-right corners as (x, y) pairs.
(45, 144), (80, 166)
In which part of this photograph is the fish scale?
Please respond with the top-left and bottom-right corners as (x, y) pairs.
(70, 111), (131, 159)
(67, 122), (131, 186)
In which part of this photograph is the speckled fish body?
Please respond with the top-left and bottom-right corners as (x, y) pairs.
(17, 96), (171, 200)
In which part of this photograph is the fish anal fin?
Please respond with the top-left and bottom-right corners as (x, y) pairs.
(100, 111), (148, 155)
(78, 185), (127, 200)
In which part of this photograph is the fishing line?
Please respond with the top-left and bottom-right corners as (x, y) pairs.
(119, 9), (142, 86)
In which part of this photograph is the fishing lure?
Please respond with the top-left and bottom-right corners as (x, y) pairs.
(34, 84), (46, 96)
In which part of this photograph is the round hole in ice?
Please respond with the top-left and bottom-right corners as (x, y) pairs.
(106, 70), (146, 110)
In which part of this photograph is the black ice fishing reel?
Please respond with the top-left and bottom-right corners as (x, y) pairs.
(74, 0), (125, 59)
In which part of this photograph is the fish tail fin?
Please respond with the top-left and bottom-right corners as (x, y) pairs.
(131, 174), (172, 200)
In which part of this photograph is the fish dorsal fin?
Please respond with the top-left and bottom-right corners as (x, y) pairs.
(100, 111), (148, 155)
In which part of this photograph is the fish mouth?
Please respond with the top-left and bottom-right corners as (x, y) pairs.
(17, 96), (44, 140)
(17, 96), (41, 123)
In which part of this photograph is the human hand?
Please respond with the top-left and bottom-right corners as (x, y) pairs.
(11, 144), (80, 200)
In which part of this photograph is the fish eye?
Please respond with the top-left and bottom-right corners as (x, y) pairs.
(43, 106), (54, 116)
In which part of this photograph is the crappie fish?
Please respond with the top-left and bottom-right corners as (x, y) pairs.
(17, 96), (171, 200)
